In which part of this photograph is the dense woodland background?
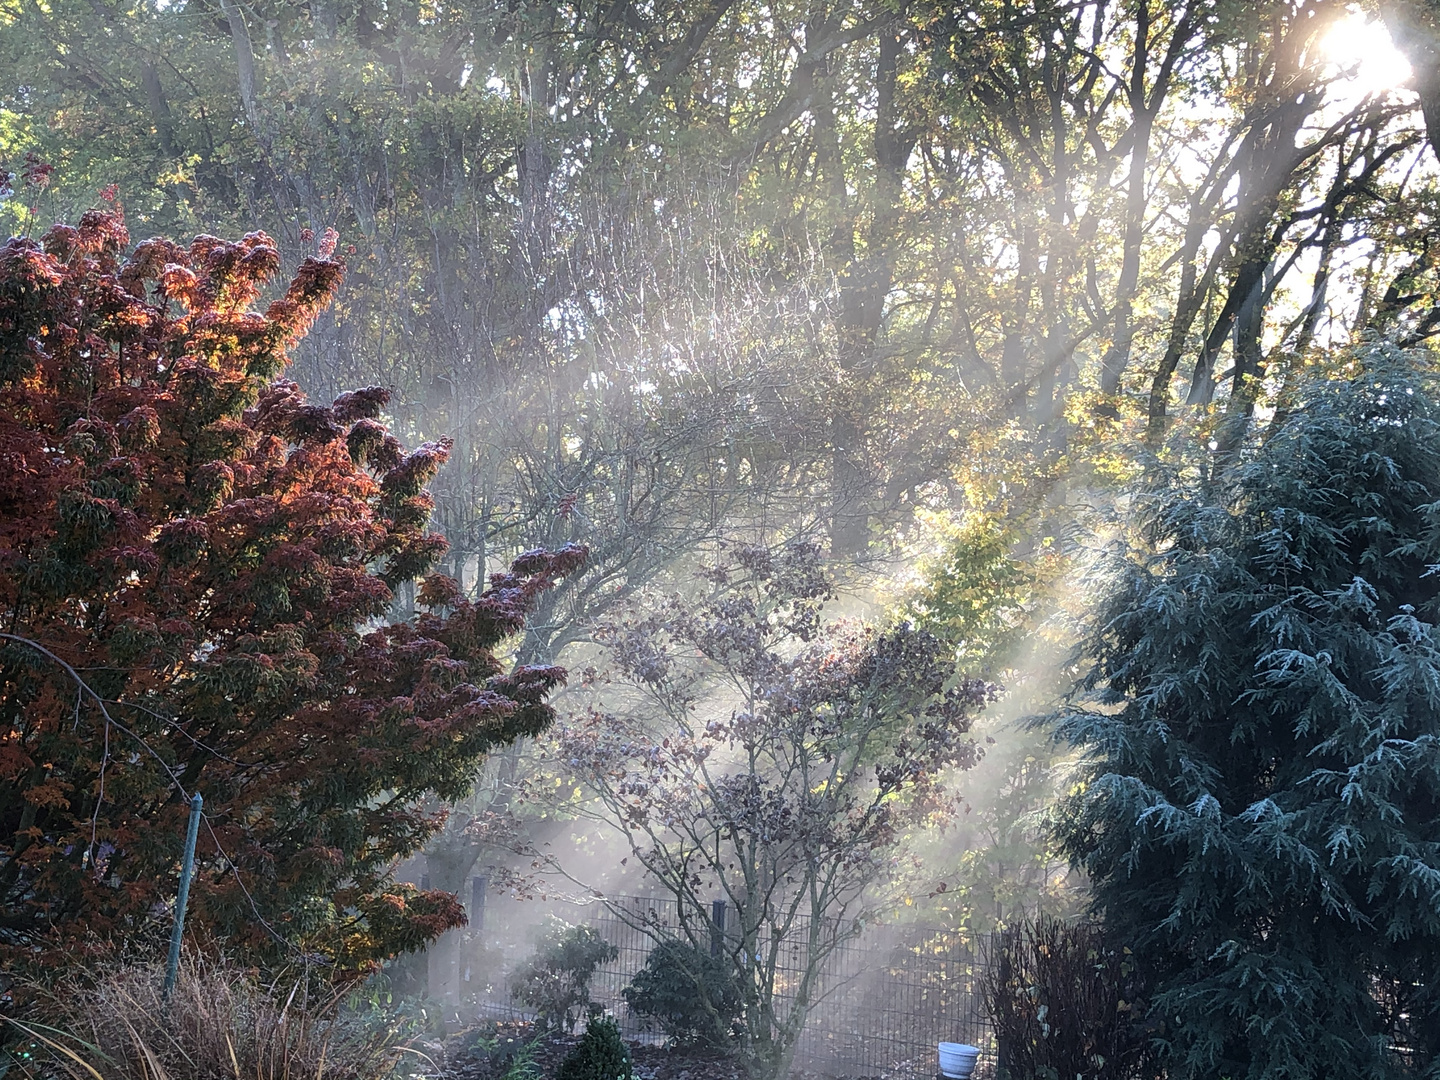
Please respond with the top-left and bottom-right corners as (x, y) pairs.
(9, 0), (1438, 886)
(6, 2), (1440, 1076)
(9, 0), (1439, 584)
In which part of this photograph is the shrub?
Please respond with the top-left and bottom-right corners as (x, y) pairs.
(509, 920), (617, 1032)
(460, 1025), (544, 1080)
(622, 938), (743, 1047)
(7, 953), (415, 1080)
(982, 916), (1151, 1080)
(0, 212), (585, 975)
(554, 1015), (632, 1080)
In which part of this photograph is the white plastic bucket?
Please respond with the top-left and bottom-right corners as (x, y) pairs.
(938, 1041), (981, 1078)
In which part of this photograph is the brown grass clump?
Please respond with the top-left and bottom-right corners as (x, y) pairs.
(5, 954), (427, 1080)
(981, 916), (1153, 1080)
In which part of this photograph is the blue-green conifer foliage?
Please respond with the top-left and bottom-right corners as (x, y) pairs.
(1053, 347), (1440, 1078)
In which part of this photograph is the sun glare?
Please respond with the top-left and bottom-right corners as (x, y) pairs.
(1322, 12), (1413, 97)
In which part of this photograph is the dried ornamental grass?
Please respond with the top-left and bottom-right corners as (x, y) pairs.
(6, 954), (430, 1080)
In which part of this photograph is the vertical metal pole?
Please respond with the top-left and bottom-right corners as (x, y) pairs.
(471, 875), (487, 932)
(163, 792), (203, 1000)
(711, 899), (726, 957)
(994, 928), (1012, 1078)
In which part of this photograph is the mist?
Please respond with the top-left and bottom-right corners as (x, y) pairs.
(5, 0), (1440, 1077)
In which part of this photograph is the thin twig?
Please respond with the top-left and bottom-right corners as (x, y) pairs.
(0, 633), (190, 869)
(1, 632), (301, 957)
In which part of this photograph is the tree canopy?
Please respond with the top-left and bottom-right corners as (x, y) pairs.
(7, 0), (1439, 576)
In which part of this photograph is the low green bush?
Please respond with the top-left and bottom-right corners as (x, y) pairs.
(509, 919), (618, 1033)
(554, 1015), (632, 1080)
(622, 938), (742, 1048)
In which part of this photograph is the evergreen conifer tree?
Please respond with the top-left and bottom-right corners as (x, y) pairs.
(1053, 345), (1440, 1078)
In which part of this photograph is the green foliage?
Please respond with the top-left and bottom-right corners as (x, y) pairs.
(926, 738), (1084, 935)
(509, 920), (618, 1033)
(460, 1028), (545, 1080)
(9, 0), (1434, 583)
(622, 939), (743, 1048)
(1052, 345), (1440, 1078)
(554, 1016), (632, 1080)
(903, 513), (1078, 935)
(904, 513), (1037, 670)
(983, 917), (1151, 1080)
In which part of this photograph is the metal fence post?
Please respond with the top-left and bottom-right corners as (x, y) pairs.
(994, 928), (1012, 1076)
(472, 875), (487, 931)
(711, 898), (726, 957)
(162, 792), (203, 1000)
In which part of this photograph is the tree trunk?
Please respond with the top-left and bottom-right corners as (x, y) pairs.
(1381, 0), (1440, 163)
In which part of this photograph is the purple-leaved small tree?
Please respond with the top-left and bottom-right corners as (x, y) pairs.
(556, 542), (994, 1078)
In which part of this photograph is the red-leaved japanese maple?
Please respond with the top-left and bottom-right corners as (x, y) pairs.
(0, 209), (584, 975)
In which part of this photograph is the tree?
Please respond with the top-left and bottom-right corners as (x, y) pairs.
(555, 542), (993, 1079)
(1051, 345), (1440, 1078)
(0, 209), (584, 976)
(7, 0), (1438, 577)
(1379, 0), (1440, 162)
(901, 512), (1077, 933)
(902, 513), (1038, 675)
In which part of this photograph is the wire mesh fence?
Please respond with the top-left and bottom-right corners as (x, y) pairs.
(797, 920), (990, 1076)
(453, 889), (993, 1077)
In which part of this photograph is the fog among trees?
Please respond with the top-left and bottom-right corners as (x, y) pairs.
(5, 2), (1440, 1078)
